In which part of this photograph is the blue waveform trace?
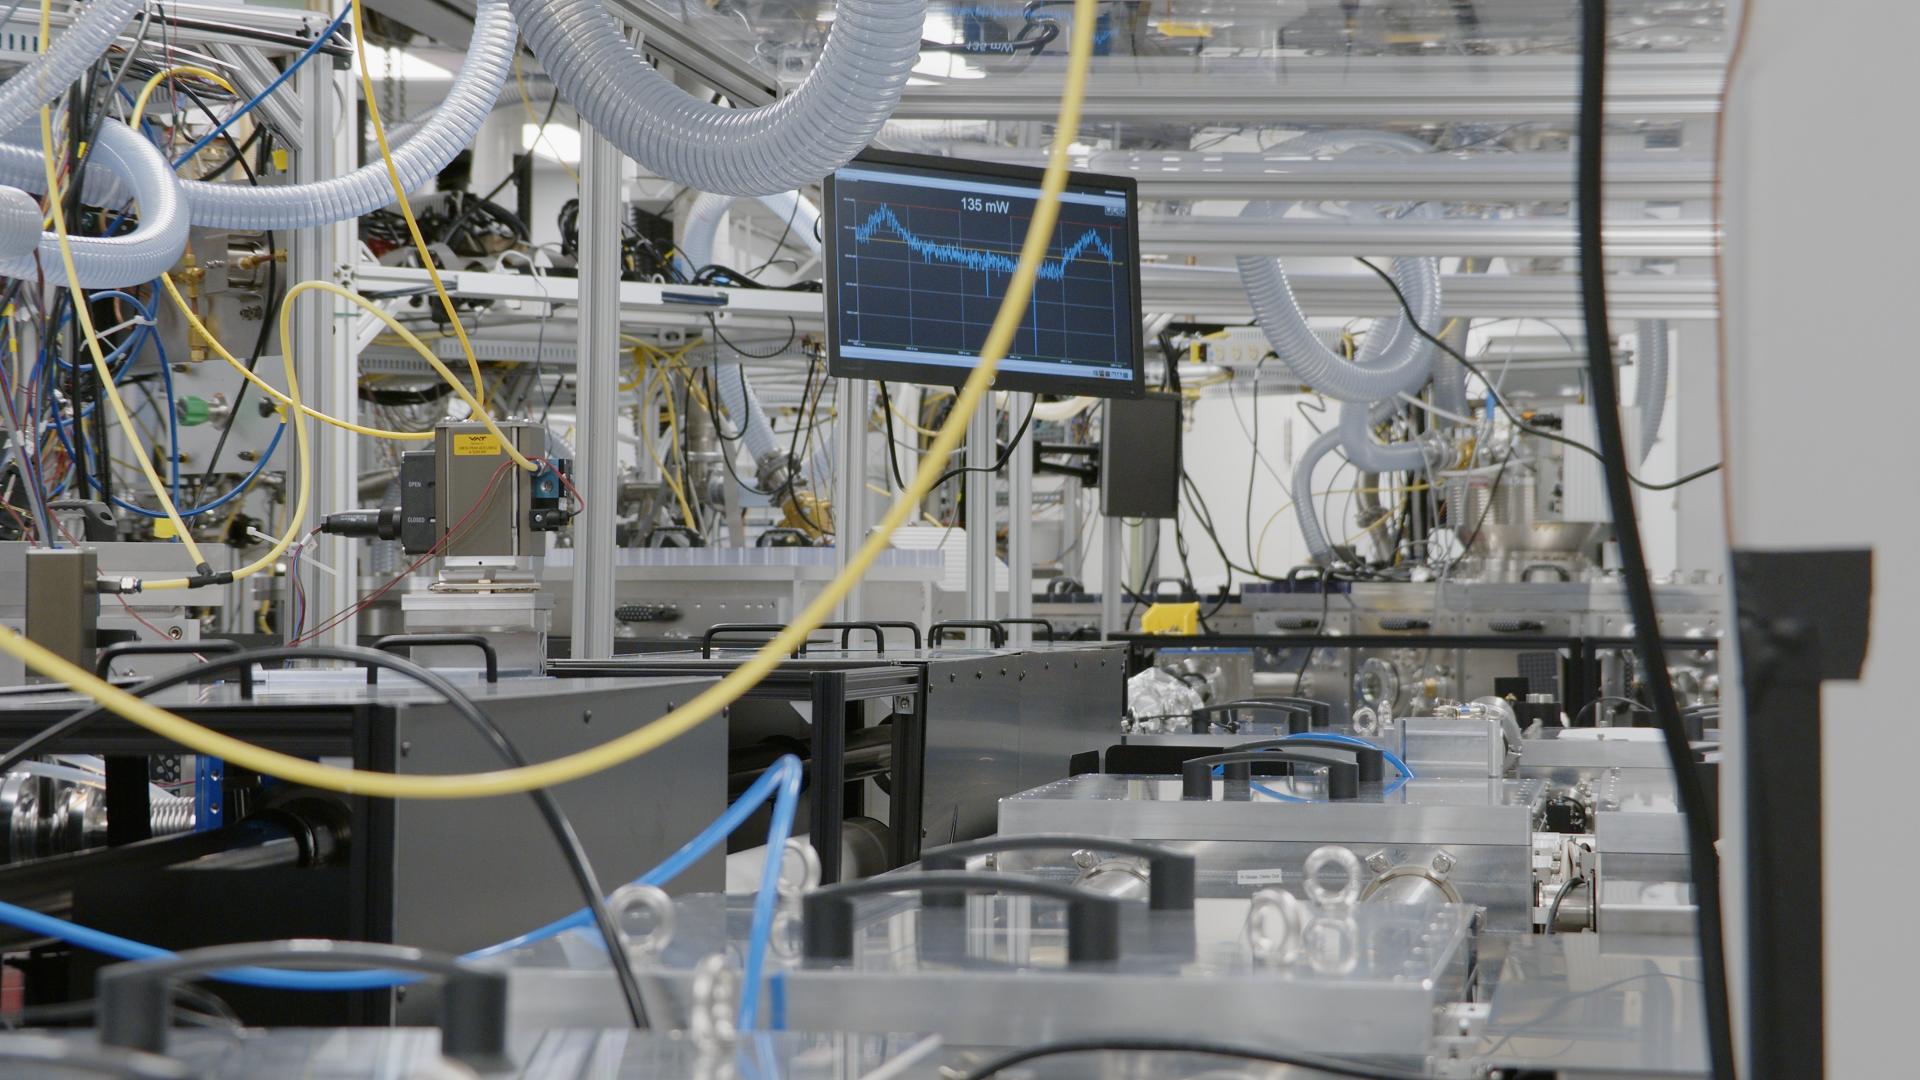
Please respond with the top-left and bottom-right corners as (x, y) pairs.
(851, 204), (1116, 286)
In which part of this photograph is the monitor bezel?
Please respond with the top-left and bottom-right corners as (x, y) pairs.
(822, 148), (1146, 400)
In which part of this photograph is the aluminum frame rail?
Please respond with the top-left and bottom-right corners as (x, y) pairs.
(932, 149), (1714, 203)
(895, 53), (1727, 123)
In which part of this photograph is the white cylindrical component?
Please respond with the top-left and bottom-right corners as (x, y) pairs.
(682, 190), (824, 467)
(1634, 319), (1668, 465)
(512, 0), (925, 196)
(0, 0), (144, 140)
(0, 122), (188, 287)
(0, 185), (39, 259)
(177, 0), (516, 229)
(1237, 130), (1442, 404)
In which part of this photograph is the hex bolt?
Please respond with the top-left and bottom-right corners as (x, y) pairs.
(1365, 851), (1392, 874)
(1432, 851), (1456, 875)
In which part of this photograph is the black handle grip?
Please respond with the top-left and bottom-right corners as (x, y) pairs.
(1191, 702), (1308, 736)
(816, 621), (886, 654)
(1229, 696), (1333, 729)
(867, 621), (923, 649)
(1181, 749), (1359, 802)
(929, 620), (1008, 648)
(803, 871), (1121, 963)
(1229, 737), (1385, 784)
(997, 618), (1055, 643)
(1378, 616), (1431, 631)
(95, 639), (243, 678)
(702, 623), (804, 659)
(920, 834), (1193, 911)
(369, 634), (498, 683)
(97, 940), (510, 1072)
(1488, 618), (1546, 633)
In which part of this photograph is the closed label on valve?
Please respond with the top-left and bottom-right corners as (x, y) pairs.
(451, 433), (502, 456)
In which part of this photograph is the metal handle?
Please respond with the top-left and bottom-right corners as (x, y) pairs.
(867, 621), (923, 649)
(1378, 616), (1431, 631)
(802, 871), (1122, 963)
(1181, 749), (1359, 802)
(929, 620), (1007, 648)
(997, 618), (1055, 643)
(1521, 563), (1573, 582)
(1229, 737), (1385, 784)
(920, 834), (1193, 911)
(94, 639), (243, 678)
(702, 623), (804, 659)
(1229, 696), (1333, 729)
(369, 634), (498, 683)
(816, 621), (886, 654)
(1191, 702), (1308, 736)
(97, 940), (511, 1072)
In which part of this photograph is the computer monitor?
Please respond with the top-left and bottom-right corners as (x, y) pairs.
(823, 149), (1144, 398)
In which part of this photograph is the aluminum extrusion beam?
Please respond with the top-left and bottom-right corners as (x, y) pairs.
(1138, 265), (1720, 321)
(570, 126), (622, 659)
(1140, 215), (1718, 258)
(940, 150), (1714, 203)
(894, 54), (1726, 123)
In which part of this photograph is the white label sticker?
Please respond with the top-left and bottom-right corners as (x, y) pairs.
(1237, 868), (1286, 886)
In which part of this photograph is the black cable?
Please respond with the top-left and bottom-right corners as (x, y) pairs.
(2, 645), (653, 1030)
(929, 395), (1037, 489)
(875, 381), (910, 491)
(1350, 258), (1722, 492)
(954, 1037), (1425, 1080)
(1574, 5), (1732, 1075)
(708, 314), (796, 360)
(1545, 873), (1583, 934)
(1570, 694), (1654, 727)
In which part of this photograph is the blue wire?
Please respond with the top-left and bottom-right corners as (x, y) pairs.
(1226, 734), (1416, 803)
(0, 756), (804, 991)
(739, 756), (802, 1030)
(169, 6), (352, 168)
(110, 421), (282, 519)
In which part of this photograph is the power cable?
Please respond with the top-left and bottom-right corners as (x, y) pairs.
(1573, 3), (1733, 1074)
(955, 1037), (1425, 1080)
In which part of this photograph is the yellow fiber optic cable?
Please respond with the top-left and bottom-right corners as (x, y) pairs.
(351, 0), (492, 416)
(158, 275), (427, 440)
(0, 0), (1103, 800)
(37, 35), (203, 570)
(128, 66), (239, 131)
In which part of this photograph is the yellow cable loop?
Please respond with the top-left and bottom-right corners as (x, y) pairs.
(352, 0), (491, 415)
(0, 0), (1102, 799)
(128, 66), (239, 131)
(279, 280), (538, 470)
(158, 274), (430, 441)
(36, 25), (203, 569)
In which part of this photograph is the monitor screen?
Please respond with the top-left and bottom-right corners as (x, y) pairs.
(823, 149), (1144, 398)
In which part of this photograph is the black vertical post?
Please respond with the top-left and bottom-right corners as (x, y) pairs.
(513, 153), (533, 237)
(891, 673), (927, 868)
(103, 757), (152, 847)
(811, 672), (846, 884)
(1733, 549), (1872, 1080)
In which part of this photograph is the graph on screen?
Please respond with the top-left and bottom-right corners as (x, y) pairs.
(827, 160), (1139, 389)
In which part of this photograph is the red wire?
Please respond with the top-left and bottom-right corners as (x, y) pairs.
(536, 456), (586, 514)
(292, 459), (517, 645)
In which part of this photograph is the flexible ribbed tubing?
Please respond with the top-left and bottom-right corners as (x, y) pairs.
(1338, 398), (1436, 473)
(0, 122), (187, 287)
(1294, 426), (1344, 565)
(513, 0), (926, 196)
(0, 185), (38, 259)
(0, 0), (144, 140)
(1237, 130), (1441, 404)
(682, 190), (823, 464)
(177, 0), (516, 229)
(1634, 319), (1668, 464)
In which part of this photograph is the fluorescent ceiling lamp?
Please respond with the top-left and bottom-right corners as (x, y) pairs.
(524, 121), (582, 166)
